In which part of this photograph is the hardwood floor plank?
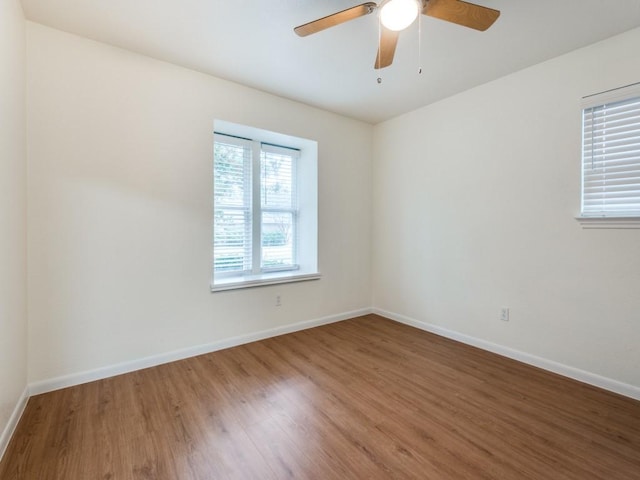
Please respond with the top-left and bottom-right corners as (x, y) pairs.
(1, 314), (639, 479)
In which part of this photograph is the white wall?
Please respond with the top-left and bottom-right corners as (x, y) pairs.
(26, 23), (373, 384)
(373, 27), (640, 389)
(0, 0), (28, 448)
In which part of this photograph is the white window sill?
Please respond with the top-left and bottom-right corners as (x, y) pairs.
(575, 216), (640, 229)
(211, 271), (321, 292)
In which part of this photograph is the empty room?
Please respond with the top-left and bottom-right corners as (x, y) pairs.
(1, 0), (640, 478)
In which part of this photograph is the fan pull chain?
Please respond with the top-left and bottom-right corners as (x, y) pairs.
(377, 15), (382, 84)
(418, 13), (423, 74)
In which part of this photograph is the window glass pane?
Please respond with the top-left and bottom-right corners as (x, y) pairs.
(215, 142), (249, 207)
(214, 208), (252, 272)
(214, 139), (252, 273)
(261, 211), (294, 269)
(582, 90), (640, 217)
(261, 149), (294, 209)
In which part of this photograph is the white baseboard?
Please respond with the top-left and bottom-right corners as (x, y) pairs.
(0, 386), (29, 463)
(29, 307), (372, 396)
(373, 308), (640, 402)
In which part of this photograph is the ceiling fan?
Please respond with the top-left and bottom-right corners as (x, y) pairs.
(294, 0), (500, 69)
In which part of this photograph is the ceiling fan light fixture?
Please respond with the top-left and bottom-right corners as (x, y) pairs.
(379, 0), (420, 31)
(294, 0), (500, 70)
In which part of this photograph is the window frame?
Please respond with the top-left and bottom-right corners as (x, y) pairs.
(211, 121), (320, 291)
(576, 83), (640, 229)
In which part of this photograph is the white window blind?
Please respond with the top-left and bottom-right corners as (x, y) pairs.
(581, 84), (640, 218)
(213, 135), (253, 274)
(260, 144), (299, 271)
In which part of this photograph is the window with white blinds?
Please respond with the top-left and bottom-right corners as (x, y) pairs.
(213, 135), (253, 274)
(261, 144), (297, 271)
(212, 124), (319, 291)
(581, 83), (640, 223)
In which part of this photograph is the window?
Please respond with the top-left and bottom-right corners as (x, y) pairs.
(212, 121), (319, 291)
(579, 83), (640, 228)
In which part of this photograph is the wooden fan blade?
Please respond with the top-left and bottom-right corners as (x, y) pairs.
(423, 0), (500, 31)
(374, 27), (400, 69)
(294, 2), (378, 37)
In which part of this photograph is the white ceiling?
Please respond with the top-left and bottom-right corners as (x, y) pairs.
(21, 0), (640, 124)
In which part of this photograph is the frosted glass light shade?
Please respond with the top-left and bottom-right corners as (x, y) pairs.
(379, 0), (420, 31)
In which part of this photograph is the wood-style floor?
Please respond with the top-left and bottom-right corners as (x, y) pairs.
(1, 314), (639, 479)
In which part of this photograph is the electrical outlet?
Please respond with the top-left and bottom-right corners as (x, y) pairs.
(276, 295), (282, 307)
(500, 307), (510, 322)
